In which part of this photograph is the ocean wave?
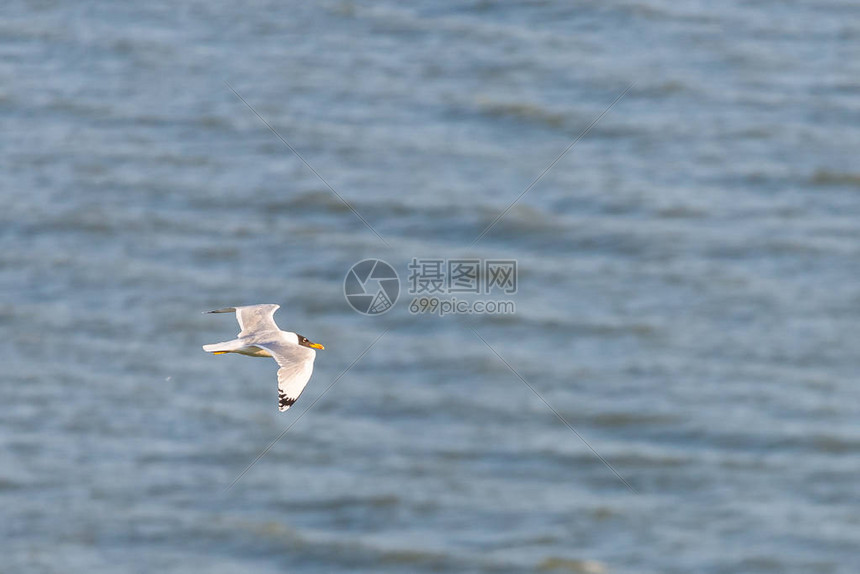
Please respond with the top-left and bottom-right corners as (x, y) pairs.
(811, 169), (860, 187)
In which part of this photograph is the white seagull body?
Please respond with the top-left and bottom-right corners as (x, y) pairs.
(202, 304), (324, 411)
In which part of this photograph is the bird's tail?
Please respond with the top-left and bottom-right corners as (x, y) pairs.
(202, 339), (245, 354)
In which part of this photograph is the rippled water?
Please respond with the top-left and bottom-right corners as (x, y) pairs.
(2, 1), (859, 572)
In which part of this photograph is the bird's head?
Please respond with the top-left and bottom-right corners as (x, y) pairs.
(295, 332), (324, 350)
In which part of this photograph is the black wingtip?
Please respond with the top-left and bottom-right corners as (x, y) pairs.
(206, 307), (236, 314)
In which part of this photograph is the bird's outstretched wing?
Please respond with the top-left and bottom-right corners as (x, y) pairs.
(257, 341), (316, 411)
(207, 304), (281, 337)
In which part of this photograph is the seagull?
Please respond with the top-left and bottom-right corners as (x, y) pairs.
(202, 304), (324, 411)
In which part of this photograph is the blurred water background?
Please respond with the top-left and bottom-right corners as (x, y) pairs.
(2, 1), (860, 572)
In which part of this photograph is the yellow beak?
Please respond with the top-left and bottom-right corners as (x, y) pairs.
(308, 342), (325, 350)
